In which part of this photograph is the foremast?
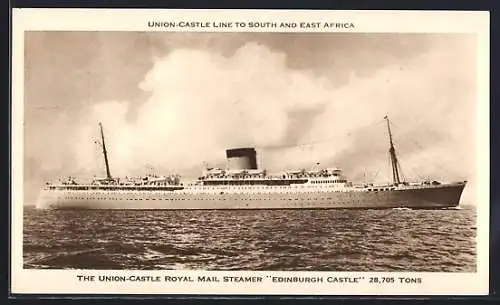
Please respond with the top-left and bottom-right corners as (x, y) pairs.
(384, 115), (401, 185)
(99, 122), (112, 180)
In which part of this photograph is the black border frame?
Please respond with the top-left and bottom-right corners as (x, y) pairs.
(6, 0), (499, 302)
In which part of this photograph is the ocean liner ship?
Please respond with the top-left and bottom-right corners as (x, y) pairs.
(35, 117), (467, 210)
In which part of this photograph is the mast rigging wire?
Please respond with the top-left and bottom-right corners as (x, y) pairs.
(257, 119), (386, 150)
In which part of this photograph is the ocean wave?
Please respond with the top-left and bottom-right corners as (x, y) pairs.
(23, 207), (477, 271)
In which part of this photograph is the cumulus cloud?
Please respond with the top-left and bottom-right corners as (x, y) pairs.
(74, 42), (335, 177)
(24, 33), (477, 206)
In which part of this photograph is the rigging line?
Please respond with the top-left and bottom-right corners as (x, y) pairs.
(259, 118), (386, 150)
(391, 137), (459, 179)
(398, 156), (426, 181)
(372, 168), (380, 181)
(389, 121), (431, 152)
(388, 120), (461, 177)
(397, 161), (407, 182)
(394, 133), (459, 176)
(390, 139), (426, 180)
(387, 152), (392, 184)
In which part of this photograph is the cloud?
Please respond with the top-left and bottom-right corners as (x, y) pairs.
(24, 33), (477, 206)
(78, 38), (474, 176)
(74, 42), (334, 177)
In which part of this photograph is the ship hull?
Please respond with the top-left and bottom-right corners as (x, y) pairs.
(36, 183), (466, 210)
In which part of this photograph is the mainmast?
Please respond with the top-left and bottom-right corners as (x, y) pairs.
(384, 115), (401, 185)
(99, 122), (112, 180)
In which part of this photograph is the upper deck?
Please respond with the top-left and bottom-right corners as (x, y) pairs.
(43, 174), (183, 191)
(198, 167), (348, 186)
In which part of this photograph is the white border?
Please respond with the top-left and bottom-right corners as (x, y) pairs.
(11, 9), (490, 295)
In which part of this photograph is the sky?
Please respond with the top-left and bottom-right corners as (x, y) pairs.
(23, 32), (477, 206)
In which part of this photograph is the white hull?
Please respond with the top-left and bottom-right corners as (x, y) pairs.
(36, 183), (466, 210)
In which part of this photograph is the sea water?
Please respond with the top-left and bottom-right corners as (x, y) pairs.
(23, 206), (476, 271)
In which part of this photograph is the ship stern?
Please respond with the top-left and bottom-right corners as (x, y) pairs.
(35, 189), (57, 209)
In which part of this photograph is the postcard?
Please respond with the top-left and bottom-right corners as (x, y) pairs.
(11, 8), (490, 295)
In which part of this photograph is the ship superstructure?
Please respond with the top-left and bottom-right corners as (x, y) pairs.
(35, 117), (467, 210)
